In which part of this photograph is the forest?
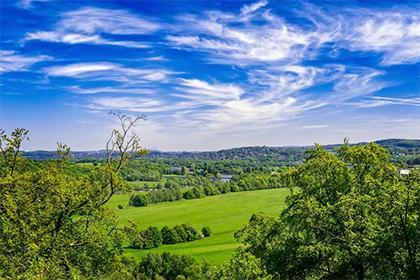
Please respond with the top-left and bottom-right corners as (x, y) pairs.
(1, 119), (419, 280)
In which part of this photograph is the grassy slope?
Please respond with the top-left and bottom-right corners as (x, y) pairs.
(108, 188), (289, 264)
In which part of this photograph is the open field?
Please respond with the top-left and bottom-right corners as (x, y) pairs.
(108, 188), (290, 264)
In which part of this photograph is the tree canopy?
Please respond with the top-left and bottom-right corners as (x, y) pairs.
(236, 143), (420, 280)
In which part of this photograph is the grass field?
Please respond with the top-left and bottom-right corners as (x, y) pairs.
(108, 188), (290, 264)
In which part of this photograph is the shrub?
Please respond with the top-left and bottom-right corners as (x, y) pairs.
(230, 184), (240, 192)
(117, 204), (124, 209)
(201, 226), (212, 237)
(141, 226), (162, 248)
(161, 226), (180, 244)
(129, 193), (149, 207)
(182, 190), (195, 199)
(137, 253), (203, 279)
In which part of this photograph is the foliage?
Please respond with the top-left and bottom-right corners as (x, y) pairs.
(235, 143), (420, 280)
(126, 222), (207, 249)
(128, 170), (288, 207)
(0, 114), (146, 279)
(129, 193), (150, 207)
(201, 226), (212, 237)
(212, 249), (272, 280)
(136, 252), (206, 280)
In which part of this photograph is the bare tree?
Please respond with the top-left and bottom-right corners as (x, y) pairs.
(105, 111), (148, 172)
(100, 111), (148, 205)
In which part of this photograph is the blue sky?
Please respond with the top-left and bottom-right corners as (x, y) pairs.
(1, 0), (419, 151)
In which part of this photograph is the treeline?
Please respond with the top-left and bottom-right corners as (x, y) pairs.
(124, 222), (211, 249)
(121, 160), (170, 181)
(121, 158), (285, 183)
(129, 171), (288, 207)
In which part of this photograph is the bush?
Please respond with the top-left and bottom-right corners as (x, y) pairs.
(141, 226), (162, 249)
(137, 252), (203, 279)
(230, 183), (240, 192)
(161, 226), (180, 244)
(182, 190), (195, 199)
(129, 193), (149, 207)
(201, 226), (212, 237)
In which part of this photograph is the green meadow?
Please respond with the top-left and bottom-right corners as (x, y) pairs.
(108, 188), (290, 264)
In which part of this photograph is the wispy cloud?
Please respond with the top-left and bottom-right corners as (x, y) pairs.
(343, 10), (420, 65)
(67, 86), (156, 95)
(24, 7), (161, 48)
(166, 2), (337, 65)
(352, 96), (420, 108)
(43, 62), (170, 83)
(17, 0), (50, 9)
(0, 50), (51, 73)
(168, 2), (420, 66)
(240, 0), (268, 16)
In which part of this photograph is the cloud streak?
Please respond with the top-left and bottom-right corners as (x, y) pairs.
(0, 50), (51, 73)
(24, 7), (161, 48)
(43, 62), (170, 83)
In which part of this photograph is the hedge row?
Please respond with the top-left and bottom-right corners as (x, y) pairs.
(125, 222), (211, 249)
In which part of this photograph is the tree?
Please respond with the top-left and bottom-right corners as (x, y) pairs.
(141, 226), (163, 248)
(235, 143), (420, 280)
(201, 226), (212, 237)
(183, 190), (195, 200)
(129, 193), (150, 207)
(161, 226), (180, 244)
(137, 252), (204, 280)
(212, 249), (272, 280)
(0, 113), (146, 279)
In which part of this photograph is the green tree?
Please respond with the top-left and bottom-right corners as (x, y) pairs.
(201, 226), (212, 237)
(137, 252), (204, 280)
(161, 226), (180, 244)
(236, 143), (420, 280)
(0, 113), (146, 279)
(129, 193), (150, 207)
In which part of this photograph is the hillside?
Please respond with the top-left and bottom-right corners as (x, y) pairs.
(24, 138), (420, 165)
(108, 188), (290, 264)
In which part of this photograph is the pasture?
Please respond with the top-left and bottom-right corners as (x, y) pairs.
(108, 188), (290, 264)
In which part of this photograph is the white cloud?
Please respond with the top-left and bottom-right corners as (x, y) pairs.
(17, 0), (50, 9)
(0, 50), (51, 73)
(43, 62), (170, 83)
(24, 7), (161, 48)
(44, 62), (115, 77)
(168, 2), (420, 66)
(24, 32), (149, 48)
(301, 125), (329, 129)
(67, 86), (156, 95)
(166, 1), (337, 65)
(177, 78), (243, 101)
(88, 96), (199, 114)
(353, 96), (420, 108)
(332, 68), (386, 101)
(344, 10), (420, 65)
(240, 0), (268, 16)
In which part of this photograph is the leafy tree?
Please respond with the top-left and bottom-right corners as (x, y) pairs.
(236, 143), (420, 280)
(161, 226), (180, 244)
(183, 190), (195, 200)
(213, 249), (272, 280)
(141, 226), (163, 249)
(129, 193), (150, 207)
(201, 226), (212, 237)
(137, 252), (204, 280)
(124, 221), (145, 249)
(0, 113), (146, 279)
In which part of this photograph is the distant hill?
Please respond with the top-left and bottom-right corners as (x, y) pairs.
(23, 139), (420, 165)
